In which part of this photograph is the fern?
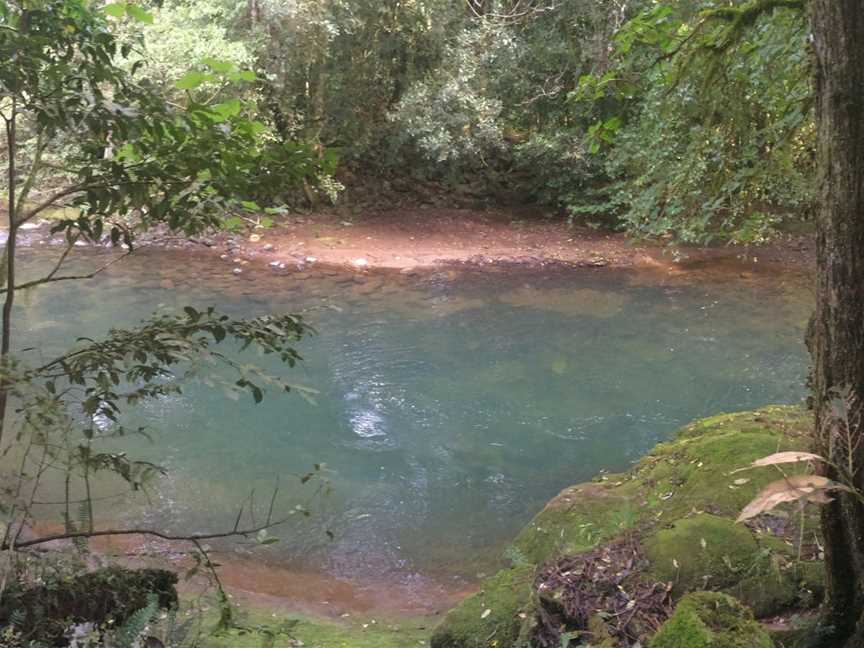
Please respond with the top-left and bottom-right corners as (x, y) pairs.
(8, 608), (25, 628)
(113, 594), (158, 648)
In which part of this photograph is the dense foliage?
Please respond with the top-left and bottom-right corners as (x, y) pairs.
(139, 0), (811, 243)
(1, 0), (326, 640)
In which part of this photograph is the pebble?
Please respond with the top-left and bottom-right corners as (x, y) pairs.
(232, 268), (243, 275)
(305, 256), (318, 263)
(352, 258), (368, 268)
(262, 244), (275, 251)
(268, 260), (281, 268)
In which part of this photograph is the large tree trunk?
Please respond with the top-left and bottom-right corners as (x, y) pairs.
(809, 1), (864, 645)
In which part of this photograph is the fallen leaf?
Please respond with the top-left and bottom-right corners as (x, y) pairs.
(737, 475), (850, 522)
(733, 451), (823, 473)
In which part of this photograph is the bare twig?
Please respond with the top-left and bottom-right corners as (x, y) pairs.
(0, 247), (135, 294)
(4, 512), (302, 550)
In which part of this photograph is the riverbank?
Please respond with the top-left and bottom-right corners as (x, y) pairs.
(9, 206), (815, 277)
(218, 207), (816, 276)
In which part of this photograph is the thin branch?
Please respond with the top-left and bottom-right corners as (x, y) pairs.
(0, 247), (134, 294)
(17, 183), (103, 226)
(19, 178), (184, 226)
(266, 476), (280, 525)
(8, 238), (74, 288)
(5, 513), (300, 550)
(13, 129), (47, 222)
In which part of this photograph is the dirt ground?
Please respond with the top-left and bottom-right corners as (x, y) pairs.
(218, 206), (816, 277)
(9, 204), (815, 278)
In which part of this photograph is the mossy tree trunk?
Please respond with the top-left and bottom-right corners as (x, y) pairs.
(809, 1), (864, 645)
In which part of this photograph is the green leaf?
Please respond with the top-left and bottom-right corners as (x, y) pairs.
(175, 71), (213, 90)
(125, 4), (153, 24)
(251, 384), (263, 404)
(225, 70), (258, 81)
(222, 216), (245, 231)
(211, 99), (242, 120)
(240, 200), (260, 211)
(103, 3), (127, 18)
(202, 57), (234, 73)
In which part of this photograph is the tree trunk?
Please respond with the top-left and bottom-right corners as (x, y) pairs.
(809, 1), (864, 645)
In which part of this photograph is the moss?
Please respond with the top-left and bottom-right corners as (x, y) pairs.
(430, 565), (534, 648)
(645, 514), (760, 594)
(512, 482), (639, 563)
(512, 406), (813, 567)
(200, 608), (432, 647)
(651, 606), (715, 648)
(651, 592), (772, 648)
(644, 514), (820, 616)
(795, 561), (825, 600)
(724, 572), (798, 619)
(636, 407), (812, 522)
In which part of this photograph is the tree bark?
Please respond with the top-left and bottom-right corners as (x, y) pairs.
(809, 1), (864, 645)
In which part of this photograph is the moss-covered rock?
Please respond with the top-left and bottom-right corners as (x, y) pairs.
(650, 592), (772, 648)
(512, 482), (639, 564)
(513, 406), (813, 566)
(645, 514), (761, 594)
(642, 513), (822, 618)
(724, 572), (798, 620)
(430, 565), (534, 648)
(433, 406), (822, 648)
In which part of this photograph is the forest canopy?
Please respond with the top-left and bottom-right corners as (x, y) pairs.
(0, 0), (812, 244)
(120, 0), (812, 244)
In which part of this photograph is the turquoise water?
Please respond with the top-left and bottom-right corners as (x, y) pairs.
(14, 248), (811, 587)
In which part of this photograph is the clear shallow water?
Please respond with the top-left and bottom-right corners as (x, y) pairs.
(13, 248), (812, 588)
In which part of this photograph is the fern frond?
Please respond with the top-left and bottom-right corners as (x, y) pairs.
(113, 593), (158, 648)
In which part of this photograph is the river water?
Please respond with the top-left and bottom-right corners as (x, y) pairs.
(13, 247), (812, 603)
